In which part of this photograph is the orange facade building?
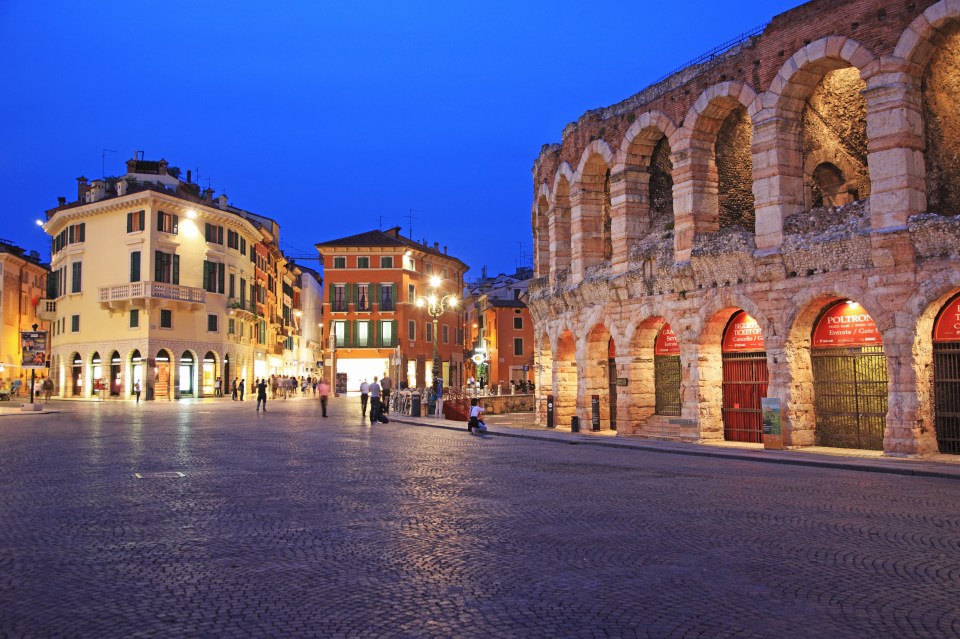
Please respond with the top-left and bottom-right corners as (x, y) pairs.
(316, 228), (468, 392)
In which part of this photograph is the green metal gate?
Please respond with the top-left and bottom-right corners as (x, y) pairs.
(811, 346), (888, 450)
(934, 341), (960, 454)
(654, 355), (681, 416)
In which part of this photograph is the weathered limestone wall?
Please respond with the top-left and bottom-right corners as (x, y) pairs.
(529, 0), (960, 457)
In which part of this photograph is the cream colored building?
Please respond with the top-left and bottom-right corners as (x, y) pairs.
(42, 156), (285, 400)
(0, 240), (50, 393)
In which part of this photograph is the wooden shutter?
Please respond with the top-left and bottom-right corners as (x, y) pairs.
(173, 254), (180, 285)
(127, 212), (133, 233)
(154, 251), (163, 281)
(130, 251), (140, 283)
(391, 320), (397, 347)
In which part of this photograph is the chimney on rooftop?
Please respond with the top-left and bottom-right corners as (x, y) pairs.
(186, 169), (192, 183)
(57, 196), (66, 206)
(76, 176), (89, 201)
(444, 246), (447, 254)
(217, 194), (228, 209)
(433, 242), (439, 251)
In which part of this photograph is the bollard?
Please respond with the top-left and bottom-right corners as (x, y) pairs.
(571, 415), (580, 433)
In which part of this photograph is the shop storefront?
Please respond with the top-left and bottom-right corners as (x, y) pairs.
(721, 311), (768, 443)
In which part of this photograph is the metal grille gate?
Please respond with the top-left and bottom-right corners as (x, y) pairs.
(934, 341), (960, 454)
(655, 355), (681, 416)
(721, 352), (768, 443)
(608, 357), (617, 431)
(811, 346), (887, 450)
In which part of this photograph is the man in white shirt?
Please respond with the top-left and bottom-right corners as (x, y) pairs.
(359, 379), (370, 417)
(368, 377), (381, 422)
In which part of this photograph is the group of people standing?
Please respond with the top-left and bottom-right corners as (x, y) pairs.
(359, 374), (392, 422)
(253, 376), (331, 413)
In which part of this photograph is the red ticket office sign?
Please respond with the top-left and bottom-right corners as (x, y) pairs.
(934, 295), (960, 342)
(812, 302), (882, 348)
(654, 324), (680, 356)
(722, 311), (766, 353)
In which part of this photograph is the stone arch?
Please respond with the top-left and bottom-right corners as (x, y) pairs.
(580, 322), (616, 431)
(695, 293), (772, 441)
(624, 314), (674, 432)
(572, 140), (616, 278)
(554, 329), (578, 429)
(753, 37), (878, 252)
(674, 82), (759, 261)
(613, 111), (678, 254)
(154, 348), (174, 400)
(128, 348), (146, 399)
(68, 351), (83, 397)
(534, 190), (551, 279)
(535, 331), (554, 425)
(550, 164), (574, 284)
(893, 4), (960, 218)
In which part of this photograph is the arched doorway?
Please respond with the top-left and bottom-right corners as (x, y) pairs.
(110, 351), (121, 396)
(810, 300), (887, 450)
(933, 292), (960, 454)
(71, 353), (82, 397)
(654, 323), (681, 416)
(155, 350), (172, 399)
(130, 350), (144, 398)
(202, 352), (216, 397)
(91, 352), (103, 396)
(179, 351), (195, 397)
(721, 311), (768, 443)
(608, 337), (617, 431)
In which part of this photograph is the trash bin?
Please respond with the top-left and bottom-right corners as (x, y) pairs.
(571, 415), (580, 433)
(411, 392), (421, 417)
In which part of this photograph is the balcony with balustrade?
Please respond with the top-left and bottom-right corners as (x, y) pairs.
(36, 299), (57, 322)
(98, 281), (206, 311)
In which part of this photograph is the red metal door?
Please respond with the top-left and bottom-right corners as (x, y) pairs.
(722, 352), (768, 443)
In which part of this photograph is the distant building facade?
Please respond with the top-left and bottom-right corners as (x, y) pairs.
(463, 267), (534, 390)
(0, 240), (50, 390)
(316, 228), (468, 392)
(41, 155), (303, 399)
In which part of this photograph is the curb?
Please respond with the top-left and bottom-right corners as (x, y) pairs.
(390, 417), (960, 481)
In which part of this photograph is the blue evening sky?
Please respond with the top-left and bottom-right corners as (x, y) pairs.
(0, 0), (801, 280)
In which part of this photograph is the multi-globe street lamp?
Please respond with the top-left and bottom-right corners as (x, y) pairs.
(416, 275), (457, 392)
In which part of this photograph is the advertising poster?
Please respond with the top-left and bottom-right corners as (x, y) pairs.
(21, 331), (48, 369)
(761, 397), (781, 436)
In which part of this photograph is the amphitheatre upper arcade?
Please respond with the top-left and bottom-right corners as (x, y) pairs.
(528, 0), (960, 456)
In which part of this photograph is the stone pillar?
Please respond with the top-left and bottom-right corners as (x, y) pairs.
(881, 324), (939, 456)
(864, 70), (927, 231)
(671, 136), (719, 262)
(751, 115), (804, 253)
(553, 345), (578, 429)
(685, 340), (723, 440)
(609, 168), (649, 274)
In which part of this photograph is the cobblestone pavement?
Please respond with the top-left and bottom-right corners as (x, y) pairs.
(1, 396), (959, 638)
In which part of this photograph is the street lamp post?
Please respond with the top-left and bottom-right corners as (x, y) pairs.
(416, 275), (457, 397)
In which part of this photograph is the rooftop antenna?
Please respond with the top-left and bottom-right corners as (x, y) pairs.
(101, 148), (116, 178)
(407, 208), (417, 239)
(379, 215), (383, 231)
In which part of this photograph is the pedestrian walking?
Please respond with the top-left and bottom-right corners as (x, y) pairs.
(231, 377), (238, 400)
(359, 379), (369, 417)
(380, 374), (392, 414)
(134, 380), (141, 404)
(239, 378), (245, 401)
(256, 378), (268, 411)
(368, 376), (381, 423)
(43, 377), (54, 402)
(318, 378), (330, 417)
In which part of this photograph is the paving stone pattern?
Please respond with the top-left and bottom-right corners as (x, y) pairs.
(1, 397), (958, 638)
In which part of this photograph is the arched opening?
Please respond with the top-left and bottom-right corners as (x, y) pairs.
(109, 351), (121, 396)
(202, 351), (217, 397)
(584, 325), (615, 431)
(555, 330), (578, 429)
(721, 310), (768, 443)
(551, 174), (572, 281)
(649, 137), (674, 232)
(716, 106), (755, 231)
(179, 351), (195, 397)
(575, 154), (612, 272)
(70, 352), (82, 397)
(130, 350), (144, 398)
(922, 22), (960, 216)
(810, 300), (887, 450)
(536, 334), (554, 425)
(90, 351), (103, 396)
(155, 349), (172, 399)
(654, 323), (681, 416)
(933, 292), (960, 453)
(535, 195), (550, 278)
(802, 67), (869, 210)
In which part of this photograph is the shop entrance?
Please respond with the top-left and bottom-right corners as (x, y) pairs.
(202, 352), (216, 396)
(110, 351), (121, 396)
(721, 311), (768, 443)
(933, 293), (960, 454)
(71, 353), (82, 397)
(131, 350), (144, 398)
(179, 351), (195, 397)
(155, 351), (171, 399)
(811, 301), (887, 450)
(607, 338), (617, 431)
(654, 323), (681, 416)
(91, 352), (103, 396)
